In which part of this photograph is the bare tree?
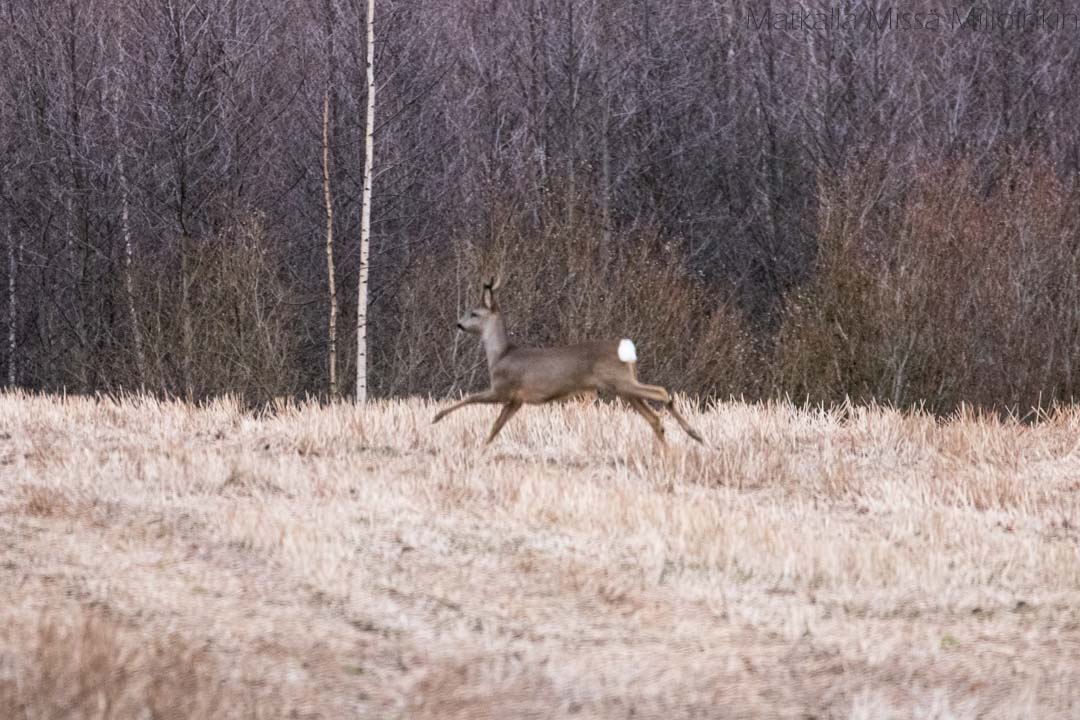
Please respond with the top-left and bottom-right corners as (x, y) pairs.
(5, 217), (15, 388)
(356, 0), (375, 403)
(0, 0), (1077, 412)
(322, 0), (339, 399)
(323, 89), (338, 398)
(109, 47), (147, 391)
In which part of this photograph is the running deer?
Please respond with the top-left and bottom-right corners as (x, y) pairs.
(431, 278), (705, 445)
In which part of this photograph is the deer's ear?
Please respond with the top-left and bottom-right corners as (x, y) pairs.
(482, 281), (494, 310)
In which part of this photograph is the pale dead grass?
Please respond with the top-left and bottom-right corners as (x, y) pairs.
(0, 391), (1078, 718)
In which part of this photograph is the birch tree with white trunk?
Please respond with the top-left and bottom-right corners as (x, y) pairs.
(356, 0), (375, 403)
(323, 0), (339, 399)
(323, 89), (338, 397)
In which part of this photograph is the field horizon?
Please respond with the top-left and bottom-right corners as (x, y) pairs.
(1, 391), (1078, 718)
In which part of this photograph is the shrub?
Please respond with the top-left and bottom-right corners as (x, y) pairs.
(132, 211), (300, 404)
(381, 191), (757, 399)
(776, 158), (1080, 412)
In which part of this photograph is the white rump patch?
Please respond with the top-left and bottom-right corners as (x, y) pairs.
(617, 338), (637, 363)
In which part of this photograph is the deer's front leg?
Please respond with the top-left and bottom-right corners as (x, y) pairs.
(432, 389), (502, 424)
(485, 400), (522, 444)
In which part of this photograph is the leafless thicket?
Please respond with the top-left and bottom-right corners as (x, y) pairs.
(1, 1), (1079, 411)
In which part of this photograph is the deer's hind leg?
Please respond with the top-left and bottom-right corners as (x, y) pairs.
(615, 379), (671, 404)
(663, 398), (704, 444)
(486, 400), (523, 444)
(625, 397), (665, 443)
(612, 378), (704, 444)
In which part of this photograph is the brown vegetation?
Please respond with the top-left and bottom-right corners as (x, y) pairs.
(2, 392), (1079, 717)
(387, 196), (755, 399)
(13, 157), (1080, 413)
(777, 160), (1080, 412)
(6, 1), (1080, 415)
(129, 212), (299, 403)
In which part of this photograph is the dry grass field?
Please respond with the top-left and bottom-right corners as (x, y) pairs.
(1, 391), (1079, 718)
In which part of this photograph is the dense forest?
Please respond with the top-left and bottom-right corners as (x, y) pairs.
(3, 0), (1080, 412)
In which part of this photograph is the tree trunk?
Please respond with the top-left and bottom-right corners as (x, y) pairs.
(323, 88), (338, 398)
(180, 234), (195, 403)
(599, 0), (611, 246)
(64, 193), (88, 388)
(565, 0), (577, 230)
(112, 83), (147, 391)
(6, 221), (17, 388)
(356, 0), (375, 403)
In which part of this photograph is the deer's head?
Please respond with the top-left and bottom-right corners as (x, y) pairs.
(457, 277), (502, 336)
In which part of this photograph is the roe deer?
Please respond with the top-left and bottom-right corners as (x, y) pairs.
(431, 278), (705, 445)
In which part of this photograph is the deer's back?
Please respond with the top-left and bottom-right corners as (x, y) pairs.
(492, 340), (627, 403)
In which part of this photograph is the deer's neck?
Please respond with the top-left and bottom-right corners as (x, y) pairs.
(482, 316), (510, 370)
